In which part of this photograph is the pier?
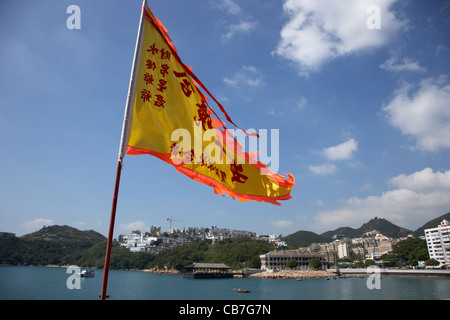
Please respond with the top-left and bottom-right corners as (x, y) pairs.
(183, 263), (235, 279)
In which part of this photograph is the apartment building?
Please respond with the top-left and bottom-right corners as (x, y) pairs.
(425, 219), (450, 266)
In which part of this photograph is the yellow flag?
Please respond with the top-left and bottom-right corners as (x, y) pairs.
(124, 5), (295, 205)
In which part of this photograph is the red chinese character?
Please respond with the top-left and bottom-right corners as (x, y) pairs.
(173, 71), (187, 78)
(160, 64), (170, 77)
(173, 70), (193, 97)
(230, 163), (248, 184)
(146, 59), (157, 71)
(220, 171), (227, 183)
(140, 89), (152, 103)
(147, 43), (159, 55)
(157, 79), (167, 92)
(180, 79), (193, 97)
(143, 73), (154, 85)
(194, 101), (213, 130)
(160, 49), (171, 60)
(154, 94), (166, 108)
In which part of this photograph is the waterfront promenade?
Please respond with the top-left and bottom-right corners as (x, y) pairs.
(335, 268), (450, 278)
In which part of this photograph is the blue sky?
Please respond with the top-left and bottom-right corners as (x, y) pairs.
(1, 0), (449, 237)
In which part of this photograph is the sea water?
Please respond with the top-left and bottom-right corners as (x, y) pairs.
(0, 266), (449, 300)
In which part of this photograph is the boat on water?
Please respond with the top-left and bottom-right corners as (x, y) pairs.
(79, 269), (95, 278)
(237, 289), (251, 293)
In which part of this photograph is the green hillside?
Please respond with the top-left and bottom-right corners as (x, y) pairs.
(0, 226), (273, 271)
(0, 225), (106, 266)
(282, 230), (328, 248)
(413, 212), (450, 237)
(1, 212), (448, 269)
(283, 216), (423, 248)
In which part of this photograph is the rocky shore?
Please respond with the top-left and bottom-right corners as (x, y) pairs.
(140, 267), (181, 275)
(248, 269), (336, 279)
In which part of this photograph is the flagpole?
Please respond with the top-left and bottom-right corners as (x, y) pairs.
(100, 0), (147, 300)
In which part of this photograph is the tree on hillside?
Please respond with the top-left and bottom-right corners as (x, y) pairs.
(392, 238), (428, 266)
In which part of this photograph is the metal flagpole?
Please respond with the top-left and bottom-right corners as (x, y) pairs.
(100, 0), (147, 300)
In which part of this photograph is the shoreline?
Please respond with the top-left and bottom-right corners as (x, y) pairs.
(3, 265), (449, 279)
(140, 268), (181, 275)
(336, 268), (450, 279)
(248, 270), (336, 279)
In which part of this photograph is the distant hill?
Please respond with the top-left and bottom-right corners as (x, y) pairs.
(283, 213), (449, 248)
(412, 212), (450, 238)
(320, 217), (411, 239)
(281, 230), (328, 248)
(0, 225), (273, 271)
(0, 225), (106, 267)
(21, 225), (105, 243)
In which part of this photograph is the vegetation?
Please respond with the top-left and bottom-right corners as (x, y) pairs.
(309, 258), (322, 270)
(282, 230), (328, 248)
(412, 212), (450, 238)
(0, 225), (274, 271)
(286, 260), (297, 269)
(283, 217), (414, 248)
(0, 225), (106, 266)
(2, 213), (448, 271)
(355, 237), (429, 268)
(392, 237), (428, 265)
(150, 237), (275, 271)
(335, 237), (431, 268)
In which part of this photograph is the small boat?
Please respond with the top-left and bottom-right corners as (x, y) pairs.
(80, 269), (95, 278)
(296, 278), (302, 281)
(237, 289), (251, 293)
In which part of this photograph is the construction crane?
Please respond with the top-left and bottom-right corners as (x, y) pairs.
(166, 217), (185, 234)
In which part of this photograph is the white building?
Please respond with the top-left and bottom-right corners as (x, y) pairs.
(425, 219), (450, 266)
(120, 232), (158, 253)
(336, 242), (351, 259)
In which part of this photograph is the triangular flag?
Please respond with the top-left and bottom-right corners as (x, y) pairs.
(123, 4), (295, 205)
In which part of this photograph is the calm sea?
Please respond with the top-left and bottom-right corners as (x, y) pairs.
(0, 266), (449, 300)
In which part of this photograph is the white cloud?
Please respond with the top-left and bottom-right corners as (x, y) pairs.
(23, 218), (54, 230)
(271, 219), (294, 228)
(216, 0), (256, 42)
(223, 65), (265, 88)
(379, 55), (426, 72)
(219, 0), (241, 15)
(389, 167), (450, 192)
(313, 168), (450, 231)
(381, 76), (450, 151)
(308, 163), (337, 175)
(362, 182), (373, 191)
(222, 20), (257, 42)
(274, 0), (406, 75)
(297, 96), (307, 110)
(323, 139), (358, 161)
(316, 199), (325, 206)
(120, 221), (148, 233)
(267, 109), (285, 117)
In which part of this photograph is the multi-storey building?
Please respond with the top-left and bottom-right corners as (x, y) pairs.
(260, 250), (327, 270)
(425, 219), (450, 266)
(336, 242), (352, 259)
